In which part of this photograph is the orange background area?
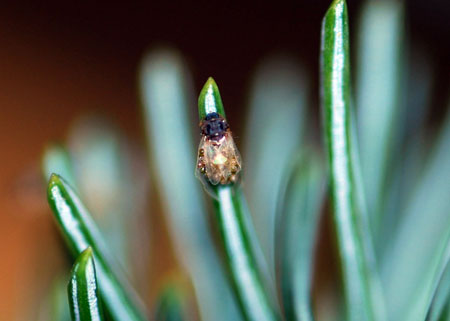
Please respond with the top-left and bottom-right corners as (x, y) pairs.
(0, 8), (174, 319)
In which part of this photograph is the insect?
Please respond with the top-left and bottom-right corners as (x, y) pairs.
(196, 112), (242, 186)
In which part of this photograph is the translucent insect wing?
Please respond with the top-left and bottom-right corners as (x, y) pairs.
(196, 133), (242, 188)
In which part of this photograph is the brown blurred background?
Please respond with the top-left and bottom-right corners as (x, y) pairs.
(0, 1), (449, 320)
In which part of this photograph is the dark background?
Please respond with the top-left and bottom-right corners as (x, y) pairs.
(0, 1), (448, 319)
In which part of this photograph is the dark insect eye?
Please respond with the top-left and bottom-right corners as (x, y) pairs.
(202, 118), (229, 138)
(221, 120), (229, 130)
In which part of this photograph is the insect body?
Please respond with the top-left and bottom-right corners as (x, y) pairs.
(196, 112), (242, 185)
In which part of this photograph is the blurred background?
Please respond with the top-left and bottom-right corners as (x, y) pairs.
(0, 1), (449, 320)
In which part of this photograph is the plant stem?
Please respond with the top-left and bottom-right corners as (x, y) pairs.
(139, 50), (240, 321)
(197, 78), (278, 321)
(198, 77), (226, 119)
(47, 174), (148, 321)
(243, 56), (308, 279)
(68, 247), (105, 321)
(276, 152), (325, 321)
(213, 186), (278, 321)
(356, 0), (404, 237)
(320, 1), (385, 320)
